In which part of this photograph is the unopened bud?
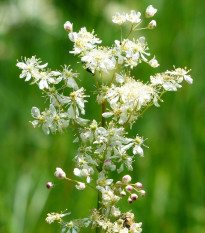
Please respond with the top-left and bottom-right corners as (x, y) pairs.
(75, 182), (86, 190)
(116, 181), (123, 186)
(146, 5), (157, 18)
(125, 185), (133, 192)
(131, 193), (138, 200)
(122, 175), (132, 183)
(128, 197), (133, 204)
(54, 167), (66, 179)
(135, 182), (143, 189)
(148, 20), (157, 29)
(140, 190), (146, 196)
(120, 190), (126, 197)
(64, 21), (73, 33)
(46, 182), (54, 189)
(149, 56), (159, 67)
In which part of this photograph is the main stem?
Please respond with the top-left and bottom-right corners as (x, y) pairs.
(96, 99), (106, 233)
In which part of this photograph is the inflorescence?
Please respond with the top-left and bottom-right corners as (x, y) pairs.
(17, 5), (192, 233)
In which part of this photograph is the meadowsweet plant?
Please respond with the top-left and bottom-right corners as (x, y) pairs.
(17, 5), (193, 233)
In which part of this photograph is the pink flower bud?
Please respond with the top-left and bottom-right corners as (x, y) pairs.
(46, 182), (54, 189)
(135, 182), (143, 189)
(140, 190), (146, 196)
(128, 197), (133, 204)
(122, 175), (132, 183)
(131, 193), (138, 200)
(75, 182), (86, 190)
(104, 159), (111, 163)
(148, 20), (157, 29)
(54, 167), (66, 179)
(64, 21), (73, 33)
(120, 190), (126, 197)
(125, 185), (133, 192)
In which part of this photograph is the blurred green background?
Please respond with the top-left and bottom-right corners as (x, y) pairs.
(0, 0), (204, 232)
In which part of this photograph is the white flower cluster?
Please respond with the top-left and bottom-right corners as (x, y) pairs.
(17, 60), (89, 134)
(112, 10), (141, 25)
(151, 67), (193, 91)
(114, 37), (158, 69)
(69, 27), (102, 54)
(102, 76), (159, 125)
(17, 4), (193, 233)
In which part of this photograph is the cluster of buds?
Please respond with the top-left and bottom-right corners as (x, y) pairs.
(46, 167), (86, 191)
(116, 175), (146, 204)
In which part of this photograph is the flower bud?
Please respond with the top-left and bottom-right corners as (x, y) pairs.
(125, 185), (133, 192)
(149, 56), (159, 67)
(116, 181), (123, 186)
(140, 190), (146, 196)
(184, 75), (193, 84)
(54, 167), (66, 179)
(131, 193), (138, 200)
(122, 175), (132, 183)
(146, 5), (157, 18)
(120, 190), (126, 197)
(148, 20), (157, 29)
(46, 182), (54, 189)
(135, 182), (143, 189)
(64, 21), (73, 33)
(128, 197), (133, 204)
(75, 182), (86, 190)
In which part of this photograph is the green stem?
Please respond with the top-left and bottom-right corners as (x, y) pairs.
(73, 103), (82, 143)
(101, 100), (106, 127)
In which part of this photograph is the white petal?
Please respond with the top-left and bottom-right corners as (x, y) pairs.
(73, 168), (81, 176)
(102, 112), (113, 118)
(31, 107), (40, 117)
(184, 75), (193, 84)
(25, 72), (32, 81)
(36, 63), (48, 69)
(39, 79), (48, 89)
(67, 77), (79, 90)
(16, 62), (27, 69)
(67, 105), (75, 119)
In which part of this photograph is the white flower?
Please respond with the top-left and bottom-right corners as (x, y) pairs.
(103, 159), (116, 171)
(115, 37), (151, 68)
(112, 12), (126, 25)
(37, 70), (62, 90)
(64, 21), (73, 32)
(54, 167), (66, 179)
(16, 56), (48, 82)
(130, 222), (142, 233)
(74, 165), (94, 183)
(165, 68), (193, 84)
(148, 20), (157, 29)
(31, 104), (70, 134)
(105, 77), (158, 125)
(145, 5), (157, 18)
(69, 27), (102, 54)
(111, 206), (121, 217)
(97, 172), (113, 186)
(70, 87), (89, 115)
(81, 48), (116, 73)
(96, 186), (120, 207)
(133, 136), (144, 156)
(126, 10), (141, 24)
(46, 212), (70, 224)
